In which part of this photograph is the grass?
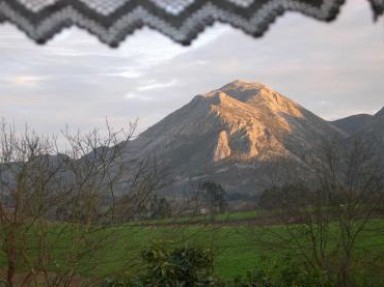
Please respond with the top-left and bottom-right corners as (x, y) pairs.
(127, 209), (262, 226)
(1, 214), (384, 284)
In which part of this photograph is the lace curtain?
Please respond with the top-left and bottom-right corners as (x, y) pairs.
(0, 0), (383, 47)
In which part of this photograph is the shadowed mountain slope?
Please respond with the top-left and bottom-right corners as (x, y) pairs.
(331, 114), (373, 135)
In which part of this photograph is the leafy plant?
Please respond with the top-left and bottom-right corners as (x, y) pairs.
(140, 243), (215, 286)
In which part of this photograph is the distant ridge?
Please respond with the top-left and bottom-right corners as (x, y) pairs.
(350, 106), (384, 152)
(331, 114), (373, 135)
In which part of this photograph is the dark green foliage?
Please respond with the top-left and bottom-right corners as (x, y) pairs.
(102, 243), (218, 286)
(230, 270), (272, 287)
(227, 254), (333, 287)
(140, 243), (215, 286)
(200, 181), (228, 214)
(258, 183), (309, 210)
(226, 192), (258, 202)
(149, 195), (172, 219)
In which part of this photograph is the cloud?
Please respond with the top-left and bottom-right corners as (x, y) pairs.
(136, 79), (179, 92)
(6, 75), (46, 87)
(103, 70), (142, 79)
(0, 0), (382, 139)
(188, 24), (231, 49)
(124, 93), (153, 101)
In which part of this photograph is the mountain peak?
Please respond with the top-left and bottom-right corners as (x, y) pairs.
(222, 79), (267, 89)
(204, 80), (277, 103)
(221, 80), (279, 93)
(202, 80), (303, 119)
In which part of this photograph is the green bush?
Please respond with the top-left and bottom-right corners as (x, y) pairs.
(140, 243), (215, 286)
(102, 243), (219, 287)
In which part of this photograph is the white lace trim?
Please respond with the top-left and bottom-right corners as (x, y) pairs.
(0, 0), (382, 47)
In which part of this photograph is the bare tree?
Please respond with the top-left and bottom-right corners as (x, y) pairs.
(252, 135), (384, 286)
(113, 157), (169, 222)
(0, 119), (159, 286)
(0, 120), (65, 286)
(199, 180), (227, 216)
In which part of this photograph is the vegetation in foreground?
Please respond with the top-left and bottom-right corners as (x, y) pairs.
(1, 120), (384, 286)
(1, 216), (384, 286)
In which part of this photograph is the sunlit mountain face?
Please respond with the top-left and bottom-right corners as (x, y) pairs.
(117, 80), (346, 198)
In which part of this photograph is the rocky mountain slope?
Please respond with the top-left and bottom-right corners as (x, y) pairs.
(118, 80), (347, 197)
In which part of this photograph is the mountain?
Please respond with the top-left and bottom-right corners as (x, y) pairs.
(329, 107), (384, 167)
(328, 107), (384, 160)
(351, 107), (384, 151)
(119, 80), (346, 197)
(331, 114), (373, 135)
(375, 106), (384, 118)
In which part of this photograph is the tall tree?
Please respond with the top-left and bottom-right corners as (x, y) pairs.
(200, 180), (227, 214)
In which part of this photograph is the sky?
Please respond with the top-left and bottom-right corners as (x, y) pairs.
(0, 1), (383, 139)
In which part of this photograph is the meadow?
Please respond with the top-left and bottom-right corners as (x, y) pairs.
(2, 210), (384, 286)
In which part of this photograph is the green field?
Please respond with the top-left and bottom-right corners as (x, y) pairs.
(88, 219), (384, 279)
(1, 212), (384, 286)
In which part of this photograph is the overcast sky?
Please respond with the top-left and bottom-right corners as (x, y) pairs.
(0, 1), (383, 139)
